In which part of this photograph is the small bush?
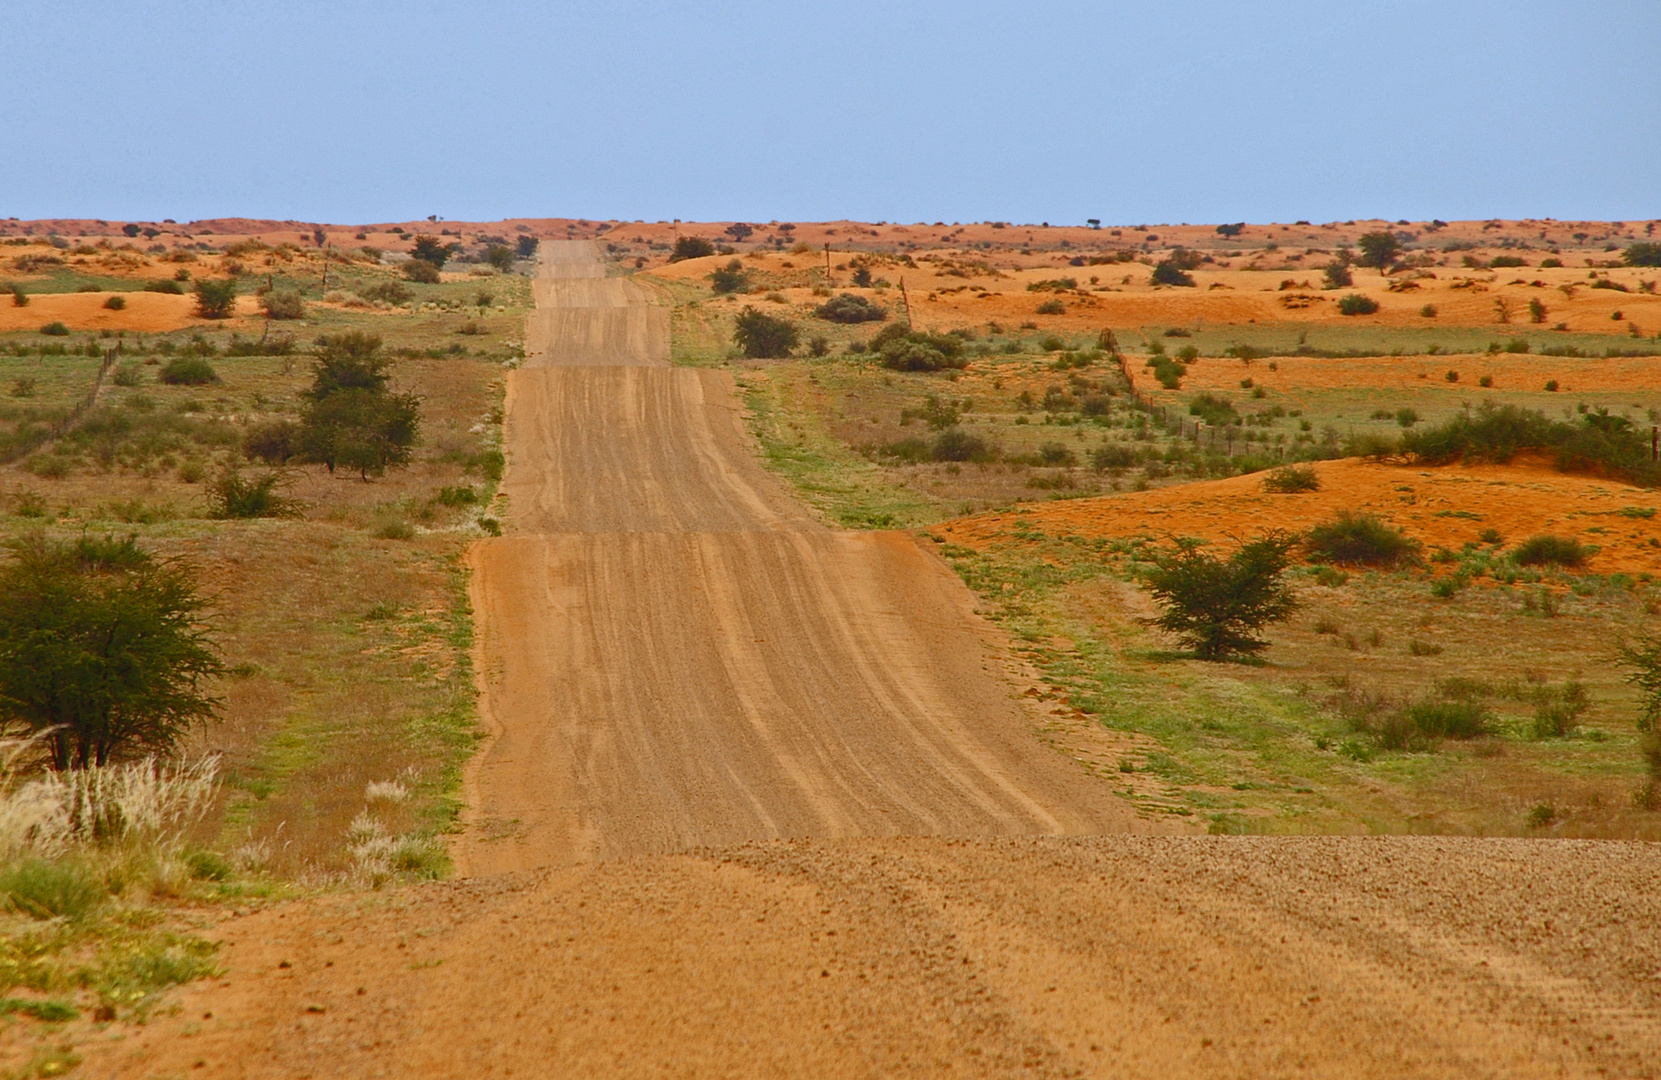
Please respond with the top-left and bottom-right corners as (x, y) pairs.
(1404, 700), (1491, 740)
(1263, 465), (1319, 493)
(242, 420), (298, 464)
(1322, 261), (1353, 289)
(360, 280), (412, 305)
(158, 357), (219, 385)
(192, 279), (237, 319)
(40, 322), (70, 336)
(709, 259), (749, 295)
(931, 428), (994, 462)
(1150, 260), (1195, 287)
(1306, 511), (1421, 567)
(1531, 681), (1591, 739)
(733, 307), (799, 358)
(1623, 242), (1661, 268)
(143, 279), (184, 294)
(8, 286), (27, 307)
(1035, 298), (1066, 314)
(375, 518), (415, 540)
(103, 294), (126, 311)
(207, 470), (299, 519)
(260, 290), (304, 319)
(815, 292), (885, 323)
(1142, 533), (1299, 660)
(869, 324), (968, 372)
(9, 377), (35, 398)
(1419, 303), (1437, 317)
(1336, 293), (1379, 316)
(402, 259), (441, 283)
(669, 236), (716, 262)
(1489, 255), (1526, 268)
(1512, 534), (1589, 568)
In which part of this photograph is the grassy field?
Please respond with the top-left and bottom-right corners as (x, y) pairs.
(648, 244), (1661, 842)
(0, 246), (524, 1062)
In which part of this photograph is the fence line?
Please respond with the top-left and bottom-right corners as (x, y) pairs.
(0, 344), (122, 464)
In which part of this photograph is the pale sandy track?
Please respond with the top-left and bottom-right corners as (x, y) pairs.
(83, 240), (1661, 1079)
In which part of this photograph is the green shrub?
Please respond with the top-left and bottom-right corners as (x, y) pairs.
(1337, 293), (1379, 315)
(360, 280), (412, 305)
(435, 484), (478, 507)
(1035, 298), (1066, 314)
(159, 357), (219, 385)
(868, 324), (967, 372)
(1356, 231), (1402, 271)
(814, 292), (885, 322)
(1403, 700), (1491, 740)
(242, 420), (296, 463)
(1306, 511), (1421, 567)
(931, 428), (994, 462)
(1263, 465), (1319, 493)
(0, 859), (105, 920)
(516, 235), (540, 258)
(10, 377), (35, 398)
(1187, 393), (1238, 427)
(410, 235), (455, 267)
(207, 469), (298, 519)
(1623, 242), (1661, 267)
(104, 295), (126, 311)
(8, 285), (27, 307)
(1150, 260), (1195, 287)
(1531, 681), (1591, 739)
(1489, 255), (1526, 268)
(473, 448), (505, 482)
(40, 322), (70, 336)
(732, 307), (799, 359)
(1148, 355), (1186, 389)
(1142, 533), (1299, 660)
(709, 259), (749, 295)
(260, 290), (304, 319)
(484, 244), (515, 271)
(192, 279), (237, 319)
(185, 851), (233, 881)
(1512, 534), (1589, 568)
(403, 258), (441, 283)
(1322, 261), (1353, 289)
(143, 279), (184, 294)
(669, 236), (716, 262)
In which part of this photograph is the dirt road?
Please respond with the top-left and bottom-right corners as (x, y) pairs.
(82, 242), (1661, 1079)
(461, 241), (1144, 873)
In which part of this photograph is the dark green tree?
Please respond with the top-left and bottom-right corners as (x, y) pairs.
(1142, 533), (1298, 660)
(733, 308), (799, 358)
(297, 388), (421, 479)
(410, 235), (455, 268)
(308, 333), (392, 398)
(515, 235), (540, 258)
(670, 236), (717, 262)
(1356, 231), (1403, 272)
(1623, 242), (1661, 268)
(484, 244), (515, 271)
(0, 535), (222, 770)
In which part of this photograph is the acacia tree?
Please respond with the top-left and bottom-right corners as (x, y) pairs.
(1356, 231), (1403, 273)
(1142, 533), (1298, 660)
(0, 536), (222, 770)
(296, 333), (421, 479)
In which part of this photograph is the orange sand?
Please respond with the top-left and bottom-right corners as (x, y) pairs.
(0, 292), (263, 332)
(941, 457), (1661, 576)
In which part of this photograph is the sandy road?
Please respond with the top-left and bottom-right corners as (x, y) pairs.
(81, 241), (1661, 1079)
(460, 240), (1143, 873)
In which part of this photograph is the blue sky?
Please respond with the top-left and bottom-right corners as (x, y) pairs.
(6, 1), (1658, 226)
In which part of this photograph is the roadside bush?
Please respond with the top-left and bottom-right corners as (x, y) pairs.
(206, 469), (299, 519)
(192, 279), (237, 319)
(869, 324), (968, 372)
(709, 259), (749, 295)
(1262, 465), (1320, 493)
(103, 295), (126, 311)
(0, 535), (222, 769)
(158, 357), (220, 385)
(1306, 511), (1421, 567)
(0, 858), (105, 920)
(1142, 533), (1299, 660)
(814, 292), (886, 323)
(669, 236), (716, 262)
(1512, 534), (1589, 568)
(733, 307), (799, 359)
(259, 290), (304, 319)
(402, 258), (441, 283)
(1336, 293), (1379, 315)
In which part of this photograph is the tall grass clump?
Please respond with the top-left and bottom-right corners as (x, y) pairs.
(1512, 534), (1590, 568)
